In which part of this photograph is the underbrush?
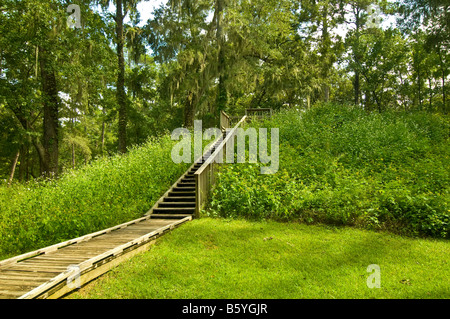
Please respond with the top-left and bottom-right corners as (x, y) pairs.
(0, 135), (190, 258)
(207, 104), (450, 238)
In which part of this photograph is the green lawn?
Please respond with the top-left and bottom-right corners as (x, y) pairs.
(68, 218), (449, 299)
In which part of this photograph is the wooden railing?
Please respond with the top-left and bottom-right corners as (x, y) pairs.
(245, 108), (273, 119)
(194, 114), (247, 218)
(220, 110), (230, 131)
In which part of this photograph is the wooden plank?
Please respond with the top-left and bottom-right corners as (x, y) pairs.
(0, 271), (57, 279)
(30, 256), (88, 263)
(0, 275), (51, 283)
(0, 290), (24, 298)
(6, 265), (69, 272)
(46, 250), (103, 258)
(32, 256), (86, 262)
(67, 244), (119, 251)
(15, 260), (76, 268)
(86, 233), (152, 241)
(0, 276), (49, 283)
(19, 258), (75, 263)
(0, 281), (40, 290)
(46, 246), (106, 253)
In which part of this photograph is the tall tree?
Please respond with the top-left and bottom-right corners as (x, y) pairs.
(39, 44), (60, 176)
(146, 0), (215, 128)
(99, 0), (140, 153)
(341, 0), (373, 106)
(0, 0), (66, 177)
(0, 0), (118, 181)
(215, 0), (227, 120)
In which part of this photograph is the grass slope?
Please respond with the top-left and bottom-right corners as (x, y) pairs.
(69, 218), (449, 299)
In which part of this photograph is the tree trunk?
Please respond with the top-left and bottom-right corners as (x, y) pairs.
(216, 0), (227, 124)
(9, 105), (48, 178)
(184, 91), (195, 128)
(72, 143), (76, 169)
(116, 0), (127, 154)
(438, 48), (446, 114)
(353, 7), (361, 106)
(321, 3), (330, 103)
(428, 77), (433, 111)
(101, 107), (106, 155)
(39, 46), (59, 177)
(354, 71), (360, 106)
(418, 69), (422, 110)
(7, 150), (20, 187)
(25, 145), (30, 181)
(0, 48), (3, 76)
(442, 73), (446, 114)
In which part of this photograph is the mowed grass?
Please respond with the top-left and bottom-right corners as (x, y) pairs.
(68, 218), (449, 299)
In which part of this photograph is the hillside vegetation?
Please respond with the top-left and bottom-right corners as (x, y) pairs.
(0, 136), (190, 259)
(208, 104), (450, 238)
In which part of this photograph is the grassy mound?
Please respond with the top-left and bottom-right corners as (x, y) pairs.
(208, 104), (450, 238)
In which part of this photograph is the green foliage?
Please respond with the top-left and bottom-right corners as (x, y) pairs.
(0, 135), (190, 258)
(207, 104), (450, 238)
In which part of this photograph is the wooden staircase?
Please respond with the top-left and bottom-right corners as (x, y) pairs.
(149, 131), (226, 220)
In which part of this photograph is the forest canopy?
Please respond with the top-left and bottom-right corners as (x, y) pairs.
(0, 0), (448, 182)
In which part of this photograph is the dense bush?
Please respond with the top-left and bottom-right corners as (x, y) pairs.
(207, 104), (450, 238)
(0, 135), (190, 258)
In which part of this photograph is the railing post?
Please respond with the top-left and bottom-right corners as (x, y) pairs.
(195, 173), (200, 219)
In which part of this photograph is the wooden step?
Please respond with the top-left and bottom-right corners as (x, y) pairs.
(153, 207), (195, 214)
(169, 190), (195, 197)
(172, 186), (195, 192)
(164, 197), (195, 202)
(150, 214), (192, 219)
(158, 202), (195, 208)
(176, 182), (195, 187)
(180, 182), (195, 186)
